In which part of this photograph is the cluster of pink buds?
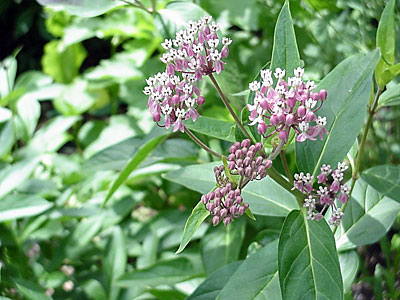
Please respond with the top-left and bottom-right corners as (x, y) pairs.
(293, 162), (350, 226)
(227, 139), (272, 184)
(144, 16), (231, 132)
(160, 16), (231, 78)
(144, 72), (204, 132)
(201, 165), (249, 226)
(247, 67), (328, 143)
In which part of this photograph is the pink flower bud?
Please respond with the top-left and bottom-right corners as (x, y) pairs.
(208, 192), (215, 200)
(285, 114), (295, 126)
(255, 142), (262, 151)
(238, 206), (245, 215)
(279, 130), (288, 142)
(264, 159), (272, 168)
(277, 113), (286, 123)
(201, 195), (208, 204)
(297, 106), (306, 118)
(311, 92), (319, 100)
(221, 46), (229, 58)
(305, 111), (316, 122)
(319, 89), (327, 101)
(212, 216), (220, 226)
(258, 122), (267, 135)
(270, 114), (279, 126)
(228, 161), (235, 170)
(206, 202), (215, 211)
(234, 189), (241, 197)
(226, 183), (232, 192)
(235, 196), (243, 204)
(220, 208), (228, 217)
(152, 111), (161, 122)
(241, 139), (251, 148)
(255, 156), (263, 165)
(230, 206), (237, 215)
(243, 157), (251, 167)
(197, 96), (205, 105)
(235, 149), (242, 159)
(223, 217), (232, 226)
(260, 100), (269, 110)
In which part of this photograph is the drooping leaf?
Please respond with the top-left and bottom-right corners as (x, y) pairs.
(0, 194), (53, 222)
(296, 50), (380, 177)
(361, 165), (400, 202)
(378, 82), (400, 108)
(184, 117), (236, 142)
(201, 218), (246, 274)
(103, 132), (169, 206)
(36, 0), (121, 17)
(117, 257), (202, 288)
(270, 1), (301, 80)
(278, 210), (343, 300)
(335, 178), (400, 251)
(176, 201), (210, 254)
(339, 250), (359, 293)
(164, 163), (299, 217)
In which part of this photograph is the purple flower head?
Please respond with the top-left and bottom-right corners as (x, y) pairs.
(247, 67), (329, 144)
(144, 72), (204, 132)
(201, 164), (249, 226)
(293, 161), (350, 225)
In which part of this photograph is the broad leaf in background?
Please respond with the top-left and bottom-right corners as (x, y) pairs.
(374, 0), (400, 88)
(0, 158), (39, 198)
(361, 165), (400, 202)
(118, 257), (203, 288)
(335, 178), (400, 251)
(103, 131), (169, 206)
(201, 218), (245, 274)
(104, 226), (126, 300)
(15, 95), (41, 141)
(278, 210), (343, 300)
(339, 250), (359, 293)
(0, 195), (53, 222)
(176, 201), (210, 254)
(165, 163), (298, 217)
(184, 117), (236, 142)
(36, 0), (122, 18)
(378, 82), (400, 108)
(155, 2), (207, 38)
(270, 1), (301, 79)
(296, 50), (380, 176)
(0, 120), (15, 157)
(13, 278), (48, 300)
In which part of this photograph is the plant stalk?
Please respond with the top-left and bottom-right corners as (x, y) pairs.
(280, 149), (293, 183)
(184, 127), (223, 159)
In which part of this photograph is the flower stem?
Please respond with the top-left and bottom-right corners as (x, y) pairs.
(333, 86), (383, 234)
(280, 150), (293, 183)
(184, 127), (224, 159)
(267, 167), (305, 205)
(208, 74), (253, 142)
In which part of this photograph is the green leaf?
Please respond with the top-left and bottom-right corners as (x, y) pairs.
(374, 0), (396, 88)
(270, 1), (301, 80)
(176, 201), (210, 254)
(104, 226), (127, 300)
(278, 210), (343, 300)
(217, 240), (281, 299)
(361, 165), (400, 202)
(117, 257), (202, 288)
(0, 158), (39, 199)
(0, 120), (15, 157)
(15, 94), (41, 141)
(103, 132), (169, 206)
(0, 56), (17, 99)
(296, 50), (380, 177)
(187, 261), (243, 300)
(14, 278), (49, 300)
(201, 218), (245, 274)
(339, 250), (359, 293)
(148, 289), (187, 300)
(184, 117), (236, 142)
(378, 82), (400, 108)
(0, 107), (12, 123)
(42, 40), (87, 83)
(164, 163), (299, 217)
(155, 2), (207, 38)
(0, 194), (53, 222)
(335, 178), (400, 251)
(36, 0), (121, 17)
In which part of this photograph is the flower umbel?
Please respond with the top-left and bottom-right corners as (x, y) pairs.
(293, 162), (350, 226)
(247, 67), (328, 143)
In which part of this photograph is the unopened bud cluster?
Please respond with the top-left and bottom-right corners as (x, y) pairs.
(227, 139), (272, 181)
(144, 16), (231, 132)
(201, 165), (249, 226)
(247, 67), (328, 143)
(293, 162), (350, 225)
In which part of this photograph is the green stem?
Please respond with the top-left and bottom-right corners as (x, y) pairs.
(184, 127), (223, 159)
(333, 86), (383, 234)
(268, 167), (304, 206)
(280, 149), (293, 183)
(208, 74), (253, 142)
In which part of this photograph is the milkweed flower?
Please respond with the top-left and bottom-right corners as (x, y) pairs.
(247, 67), (328, 143)
(293, 162), (350, 226)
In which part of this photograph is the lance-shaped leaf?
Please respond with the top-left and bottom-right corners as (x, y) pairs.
(164, 163), (299, 217)
(335, 178), (400, 251)
(296, 50), (380, 177)
(270, 1), (301, 79)
(278, 210), (343, 300)
(184, 117), (236, 142)
(339, 250), (359, 293)
(361, 164), (400, 202)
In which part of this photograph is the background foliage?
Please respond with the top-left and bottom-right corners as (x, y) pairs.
(1, 0), (400, 299)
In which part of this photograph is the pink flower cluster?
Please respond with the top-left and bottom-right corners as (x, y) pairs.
(293, 162), (350, 226)
(201, 165), (249, 226)
(227, 139), (272, 182)
(143, 16), (231, 132)
(247, 67), (328, 143)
